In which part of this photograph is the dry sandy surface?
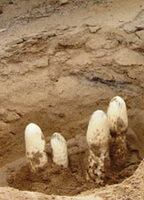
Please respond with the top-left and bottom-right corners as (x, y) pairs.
(0, 0), (144, 199)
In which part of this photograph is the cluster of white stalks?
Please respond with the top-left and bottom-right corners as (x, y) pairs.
(86, 96), (128, 184)
(24, 95), (128, 185)
(25, 124), (68, 173)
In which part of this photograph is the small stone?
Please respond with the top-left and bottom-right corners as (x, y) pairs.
(4, 111), (20, 123)
(0, 28), (7, 33)
(89, 26), (101, 33)
(123, 23), (137, 33)
(56, 25), (69, 30)
(59, 0), (68, 5)
(85, 21), (98, 27)
(0, 109), (20, 123)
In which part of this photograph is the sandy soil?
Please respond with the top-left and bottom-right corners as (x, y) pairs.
(0, 0), (144, 199)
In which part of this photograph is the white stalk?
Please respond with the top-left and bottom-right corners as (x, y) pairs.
(86, 110), (110, 184)
(50, 132), (68, 168)
(107, 96), (128, 167)
(107, 96), (128, 134)
(25, 123), (48, 172)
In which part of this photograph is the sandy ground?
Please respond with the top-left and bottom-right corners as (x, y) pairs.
(0, 0), (144, 199)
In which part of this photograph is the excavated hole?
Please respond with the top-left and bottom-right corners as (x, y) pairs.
(0, 30), (143, 196)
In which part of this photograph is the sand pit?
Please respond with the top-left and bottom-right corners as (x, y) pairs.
(0, 0), (144, 199)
